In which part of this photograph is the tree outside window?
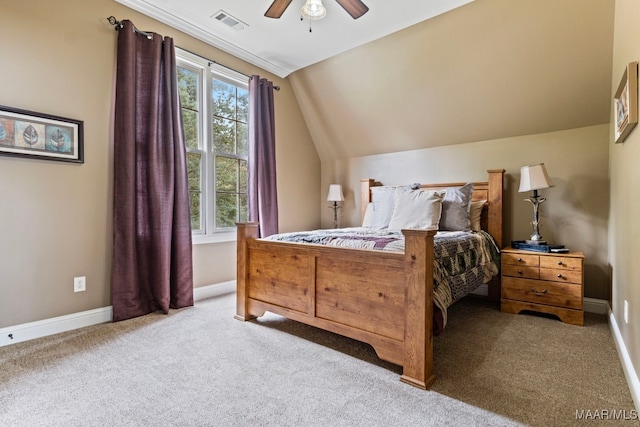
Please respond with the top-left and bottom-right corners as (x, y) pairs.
(177, 51), (248, 237)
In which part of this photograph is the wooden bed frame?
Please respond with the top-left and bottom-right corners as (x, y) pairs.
(235, 169), (504, 389)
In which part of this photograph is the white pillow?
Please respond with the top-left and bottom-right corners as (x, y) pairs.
(439, 183), (473, 231)
(362, 203), (375, 226)
(388, 188), (444, 231)
(362, 186), (395, 228)
(469, 199), (487, 232)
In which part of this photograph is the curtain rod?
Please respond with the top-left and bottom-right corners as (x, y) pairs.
(212, 60), (281, 92)
(107, 16), (153, 39)
(107, 16), (280, 91)
(178, 47), (280, 91)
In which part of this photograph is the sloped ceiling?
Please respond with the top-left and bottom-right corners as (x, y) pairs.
(115, 0), (474, 77)
(289, 0), (615, 162)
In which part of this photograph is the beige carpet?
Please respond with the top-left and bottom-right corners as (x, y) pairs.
(0, 292), (637, 426)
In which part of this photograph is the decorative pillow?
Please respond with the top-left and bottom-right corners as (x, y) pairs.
(387, 188), (444, 231)
(469, 199), (486, 232)
(439, 183), (474, 231)
(362, 186), (396, 228)
(362, 203), (374, 227)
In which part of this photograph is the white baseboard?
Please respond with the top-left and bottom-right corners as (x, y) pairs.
(194, 280), (235, 301)
(0, 281), (237, 348)
(584, 297), (610, 314)
(609, 308), (640, 411)
(0, 306), (113, 347)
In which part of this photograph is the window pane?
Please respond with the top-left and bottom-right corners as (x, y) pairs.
(237, 122), (247, 156)
(187, 152), (201, 191)
(190, 191), (201, 231)
(239, 193), (247, 223)
(213, 80), (236, 120)
(216, 193), (238, 228)
(182, 109), (199, 150)
(216, 156), (237, 192)
(239, 159), (247, 193)
(178, 67), (199, 110)
(187, 152), (202, 231)
(179, 51), (249, 235)
(213, 117), (235, 153)
(237, 87), (248, 123)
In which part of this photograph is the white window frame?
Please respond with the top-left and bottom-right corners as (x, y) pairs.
(176, 48), (249, 245)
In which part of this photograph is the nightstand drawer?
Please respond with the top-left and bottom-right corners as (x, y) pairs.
(539, 268), (582, 284)
(502, 252), (539, 267)
(540, 256), (581, 270)
(503, 264), (539, 279)
(502, 277), (583, 310)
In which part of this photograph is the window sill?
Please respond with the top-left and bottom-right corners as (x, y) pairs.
(192, 232), (236, 245)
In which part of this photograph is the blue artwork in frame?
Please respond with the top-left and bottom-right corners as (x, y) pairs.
(0, 105), (83, 163)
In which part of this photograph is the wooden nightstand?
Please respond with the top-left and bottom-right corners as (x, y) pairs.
(500, 247), (584, 326)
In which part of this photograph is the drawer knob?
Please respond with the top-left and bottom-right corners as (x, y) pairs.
(557, 261), (563, 266)
(531, 288), (547, 297)
(517, 258), (523, 262)
(517, 269), (523, 274)
(557, 274), (565, 279)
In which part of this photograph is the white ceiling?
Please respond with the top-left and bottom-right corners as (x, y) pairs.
(115, 0), (474, 78)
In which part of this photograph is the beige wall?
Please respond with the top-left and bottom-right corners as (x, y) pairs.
(0, 0), (320, 327)
(324, 125), (610, 299)
(290, 0), (614, 162)
(297, 0), (614, 301)
(610, 0), (640, 405)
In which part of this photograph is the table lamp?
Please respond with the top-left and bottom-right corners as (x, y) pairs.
(327, 184), (344, 228)
(518, 163), (554, 244)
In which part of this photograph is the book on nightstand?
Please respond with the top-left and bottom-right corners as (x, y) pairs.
(511, 241), (568, 253)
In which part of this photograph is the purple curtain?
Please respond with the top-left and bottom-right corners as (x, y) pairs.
(248, 75), (278, 237)
(111, 20), (194, 322)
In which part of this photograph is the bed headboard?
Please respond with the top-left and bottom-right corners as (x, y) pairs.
(360, 169), (505, 248)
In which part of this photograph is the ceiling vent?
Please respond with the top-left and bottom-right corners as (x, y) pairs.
(211, 10), (247, 31)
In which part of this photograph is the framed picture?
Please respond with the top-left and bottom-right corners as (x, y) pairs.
(614, 61), (638, 144)
(0, 105), (83, 163)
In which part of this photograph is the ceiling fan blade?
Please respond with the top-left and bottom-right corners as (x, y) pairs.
(335, 0), (369, 19)
(265, 0), (293, 18)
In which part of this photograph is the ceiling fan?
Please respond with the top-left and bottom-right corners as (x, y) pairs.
(265, 0), (369, 20)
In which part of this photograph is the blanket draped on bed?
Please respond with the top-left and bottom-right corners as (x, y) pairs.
(264, 228), (500, 330)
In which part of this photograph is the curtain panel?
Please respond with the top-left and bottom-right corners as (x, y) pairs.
(111, 20), (193, 322)
(248, 75), (278, 237)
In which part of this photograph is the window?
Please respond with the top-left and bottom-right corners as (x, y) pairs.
(176, 49), (249, 242)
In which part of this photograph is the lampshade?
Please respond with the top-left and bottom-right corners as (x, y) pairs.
(518, 163), (554, 193)
(327, 184), (344, 202)
(302, 0), (327, 20)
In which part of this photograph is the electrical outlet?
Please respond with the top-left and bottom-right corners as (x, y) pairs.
(624, 300), (629, 324)
(74, 276), (86, 292)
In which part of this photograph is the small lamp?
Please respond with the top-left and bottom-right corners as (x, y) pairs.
(519, 163), (554, 244)
(327, 184), (344, 228)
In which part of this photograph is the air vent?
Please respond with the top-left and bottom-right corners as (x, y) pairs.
(211, 10), (247, 31)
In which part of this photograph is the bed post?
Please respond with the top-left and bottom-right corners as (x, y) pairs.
(486, 169), (505, 249)
(400, 228), (436, 390)
(360, 178), (374, 224)
(486, 169), (505, 302)
(235, 222), (259, 321)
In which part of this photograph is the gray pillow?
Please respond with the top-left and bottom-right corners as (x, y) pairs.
(439, 183), (473, 231)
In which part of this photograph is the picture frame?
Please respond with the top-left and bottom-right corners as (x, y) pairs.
(0, 105), (83, 163)
(614, 61), (638, 144)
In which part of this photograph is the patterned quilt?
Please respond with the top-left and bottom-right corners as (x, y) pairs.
(264, 227), (500, 327)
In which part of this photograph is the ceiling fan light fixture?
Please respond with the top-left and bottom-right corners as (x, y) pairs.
(301, 0), (327, 20)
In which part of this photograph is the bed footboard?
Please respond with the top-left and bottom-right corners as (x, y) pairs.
(235, 222), (436, 389)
